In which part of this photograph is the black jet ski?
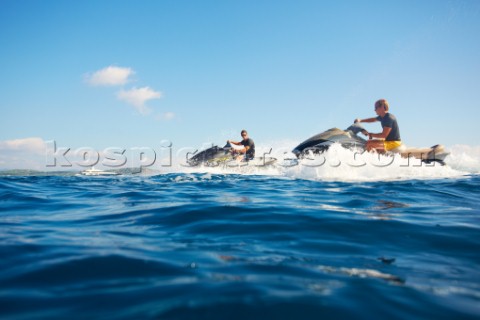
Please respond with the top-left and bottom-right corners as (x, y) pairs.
(186, 142), (277, 167)
(292, 123), (449, 165)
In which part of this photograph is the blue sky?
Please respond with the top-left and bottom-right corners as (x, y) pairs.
(1, 0), (479, 169)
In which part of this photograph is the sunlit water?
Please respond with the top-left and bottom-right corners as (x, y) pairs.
(1, 146), (479, 319)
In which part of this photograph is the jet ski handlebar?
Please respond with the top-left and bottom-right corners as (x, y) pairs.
(345, 123), (367, 136)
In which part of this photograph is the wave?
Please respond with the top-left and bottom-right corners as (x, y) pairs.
(150, 143), (479, 182)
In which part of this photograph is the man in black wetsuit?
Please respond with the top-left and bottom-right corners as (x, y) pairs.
(227, 129), (255, 160)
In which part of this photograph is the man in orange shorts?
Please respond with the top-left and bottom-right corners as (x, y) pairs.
(354, 99), (402, 153)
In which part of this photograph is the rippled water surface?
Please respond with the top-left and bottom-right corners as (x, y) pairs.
(0, 173), (479, 319)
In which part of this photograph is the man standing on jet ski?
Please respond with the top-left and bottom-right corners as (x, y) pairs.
(227, 129), (255, 160)
(354, 99), (402, 153)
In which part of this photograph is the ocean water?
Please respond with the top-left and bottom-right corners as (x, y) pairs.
(1, 148), (480, 319)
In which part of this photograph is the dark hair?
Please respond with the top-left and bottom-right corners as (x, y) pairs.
(241, 130), (248, 135)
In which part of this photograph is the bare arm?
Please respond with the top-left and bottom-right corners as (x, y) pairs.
(228, 140), (241, 146)
(369, 127), (392, 140)
(227, 140), (248, 153)
(355, 117), (378, 123)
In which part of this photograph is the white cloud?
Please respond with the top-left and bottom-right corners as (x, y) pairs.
(0, 137), (46, 154)
(86, 66), (134, 86)
(117, 86), (162, 115)
(0, 137), (48, 170)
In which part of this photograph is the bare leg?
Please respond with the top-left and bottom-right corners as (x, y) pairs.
(366, 140), (385, 153)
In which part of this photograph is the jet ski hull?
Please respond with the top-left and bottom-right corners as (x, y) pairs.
(395, 144), (449, 165)
(187, 145), (232, 167)
(186, 144), (277, 167)
(292, 124), (449, 165)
